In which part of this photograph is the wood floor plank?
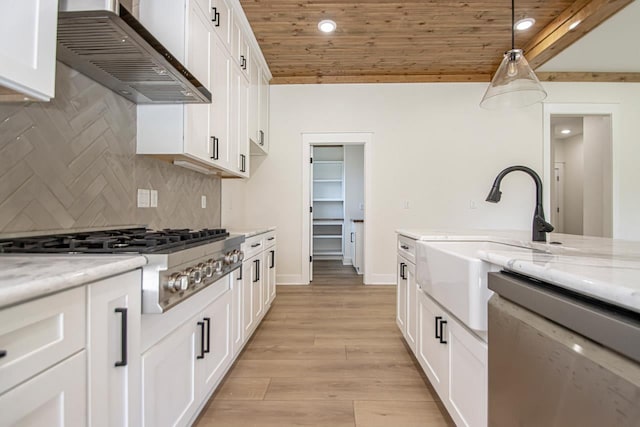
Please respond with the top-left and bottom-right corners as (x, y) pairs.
(230, 359), (421, 379)
(264, 377), (436, 401)
(354, 401), (454, 427)
(241, 344), (347, 360)
(197, 400), (356, 426)
(213, 378), (271, 401)
(194, 262), (454, 426)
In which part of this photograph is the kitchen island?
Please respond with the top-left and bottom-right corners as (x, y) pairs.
(396, 229), (640, 427)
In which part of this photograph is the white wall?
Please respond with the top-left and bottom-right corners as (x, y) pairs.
(583, 116), (613, 237)
(224, 81), (640, 284)
(344, 145), (364, 264)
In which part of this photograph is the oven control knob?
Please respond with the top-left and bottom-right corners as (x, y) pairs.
(197, 263), (207, 279)
(224, 252), (233, 264)
(187, 267), (202, 286)
(166, 273), (188, 293)
(237, 250), (244, 262)
(213, 260), (223, 273)
(203, 261), (214, 278)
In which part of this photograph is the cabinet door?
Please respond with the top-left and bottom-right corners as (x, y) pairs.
(396, 255), (407, 333)
(210, 35), (231, 169)
(230, 267), (243, 355)
(0, 351), (86, 426)
(267, 248), (277, 305)
(447, 319), (487, 427)
(199, 288), (233, 397)
(0, 0), (58, 101)
(185, 2), (212, 162)
(211, 0), (232, 50)
(258, 69), (270, 151)
(252, 256), (264, 322)
(88, 270), (142, 427)
(416, 290), (448, 397)
(241, 258), (255, 340)
(237, 71), (250, 177)
(142, 318), (198, 427)
(405, 261), (417, 353)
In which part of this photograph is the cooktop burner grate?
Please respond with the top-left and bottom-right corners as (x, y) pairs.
(0, 228), (229, 254)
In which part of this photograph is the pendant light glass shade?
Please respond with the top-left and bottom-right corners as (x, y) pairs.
(480, 49), (547, 109)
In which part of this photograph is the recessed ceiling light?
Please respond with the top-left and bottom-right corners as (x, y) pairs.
(318, 19), (336, 33)
(514, 18), (535, 31)
(569, 20), (581, 30)
(561, 129), (571, 135)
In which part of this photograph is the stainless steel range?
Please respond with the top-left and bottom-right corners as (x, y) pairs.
(0, 228), (244, 313)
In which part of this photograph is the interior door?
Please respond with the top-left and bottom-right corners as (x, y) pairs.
(309, 148), (314, 282)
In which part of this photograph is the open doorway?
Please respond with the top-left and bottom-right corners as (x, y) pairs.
(301, 133), (372, 285)
(311, 145), (364, 284)
(549, 114), (613, 237)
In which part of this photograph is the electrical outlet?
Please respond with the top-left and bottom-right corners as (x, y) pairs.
(403, 200), (411, 210)
(150, 190), (158, 208)
(137, 189), (150, 208)
(201, 195), (207, 209)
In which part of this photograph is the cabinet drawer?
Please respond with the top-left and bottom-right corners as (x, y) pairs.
(0, 351), (87, 426)
(0, 286), (86, 394)
(264, 231), (276, 249)
(242, 234), (264, 259)
(397, 235), (416, 264)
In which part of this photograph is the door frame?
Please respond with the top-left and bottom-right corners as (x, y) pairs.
(551, 162), (565, 234)
(542, 103), (619, 238)
(301, 132), (373, 285)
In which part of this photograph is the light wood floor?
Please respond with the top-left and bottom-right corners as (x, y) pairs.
(194, 261), (454, 427)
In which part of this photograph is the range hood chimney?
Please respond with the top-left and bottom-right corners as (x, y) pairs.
(57, 1), (211, 104)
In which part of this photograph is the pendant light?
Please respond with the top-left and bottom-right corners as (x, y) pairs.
(480, 0), (547, 109)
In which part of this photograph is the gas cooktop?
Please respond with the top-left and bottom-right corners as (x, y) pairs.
(0, 227), (230, 254)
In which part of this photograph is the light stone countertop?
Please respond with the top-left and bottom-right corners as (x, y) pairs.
(228, 226), (276, 238)
(0, 254), (147, 309)
(396, 229), (640, 313)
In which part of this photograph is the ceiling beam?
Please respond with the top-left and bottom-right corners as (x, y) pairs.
(525, 0), (634, 70)
(271, 74), (492, 85)
(537, 72), (640, 82)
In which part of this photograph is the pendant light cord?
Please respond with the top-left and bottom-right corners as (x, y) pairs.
(511, 0), (515, 49)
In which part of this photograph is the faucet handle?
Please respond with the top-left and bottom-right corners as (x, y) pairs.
(534, 215), (554, 233)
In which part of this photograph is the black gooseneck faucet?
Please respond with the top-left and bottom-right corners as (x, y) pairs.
(486, 165), (554, 242)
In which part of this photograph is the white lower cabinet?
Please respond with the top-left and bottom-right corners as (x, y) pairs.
(141, 277), (233, 427)
(142, 314), (199, 427)
(0, 351), (87, 426)
(266, 246), (276, 305)
(417, 288), (487, 427)
(88, 270), (142, 427)
(231, 267), (244, 355)
(251, 254), (264, 322)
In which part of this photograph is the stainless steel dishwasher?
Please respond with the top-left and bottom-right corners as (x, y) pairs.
(488, 271), (640, 427)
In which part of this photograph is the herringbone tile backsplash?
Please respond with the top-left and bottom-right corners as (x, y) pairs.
(0, 63), (221, 234)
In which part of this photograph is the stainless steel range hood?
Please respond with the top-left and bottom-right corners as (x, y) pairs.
(57, 1), (211, 104)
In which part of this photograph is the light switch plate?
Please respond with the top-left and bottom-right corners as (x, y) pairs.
(137, 189), (150, 208)
(201, 195), (207, 209)
(150, 190), (158, 208)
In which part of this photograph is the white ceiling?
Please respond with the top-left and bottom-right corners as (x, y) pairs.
(538, 0), (640, 72)
(551, 117), (583, 139)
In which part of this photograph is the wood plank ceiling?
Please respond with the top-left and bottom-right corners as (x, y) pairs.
(239, 0), (634, 84)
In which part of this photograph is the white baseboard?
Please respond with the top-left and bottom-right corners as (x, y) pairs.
(276, 274), (308, 285)
(364, 273), (396, 285)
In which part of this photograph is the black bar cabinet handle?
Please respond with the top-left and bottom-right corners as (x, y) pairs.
(267, 237), (274, 241)
(257, 259), (261, 281)
(435, 316), (442, 340)
(0, 350), (7, 358)
(238, 266), (243, 280)
(439, 320), (448, 344)
(251, 243), (261, 248)
(211, 7), (220, 26)
(270, 250), (275, 268)
(253, 260), (259, 283)
(351, 232), (355, 243)
(400, 244), (409, 250)
(114, 308), (128, 367)
(400, 262), (406, 280)
(203, 317), (211, 354)
(197, 321), (205, 359)
(259, 130), (264, 145)
(214, 137), (219, 160)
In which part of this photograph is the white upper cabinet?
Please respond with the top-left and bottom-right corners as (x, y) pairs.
(137, 0), (270, 177)
(211, 0), (232, 51)
(0, 0), (58, 101)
